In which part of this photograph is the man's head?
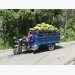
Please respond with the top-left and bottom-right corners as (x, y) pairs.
(29, 30), (32, 34)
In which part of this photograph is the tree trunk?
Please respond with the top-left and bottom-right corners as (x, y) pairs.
(64, 10), (68, 41)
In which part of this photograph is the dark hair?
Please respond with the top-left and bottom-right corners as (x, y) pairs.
(29, 31), (32, 34)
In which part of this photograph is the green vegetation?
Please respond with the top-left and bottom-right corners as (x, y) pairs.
(0, 9), (75, 50)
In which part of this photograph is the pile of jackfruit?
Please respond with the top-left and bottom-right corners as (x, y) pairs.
(29, 22), (58, 31)
(60, 36), (64, 40)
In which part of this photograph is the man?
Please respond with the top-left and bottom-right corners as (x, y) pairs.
(25, 31), (34, 49)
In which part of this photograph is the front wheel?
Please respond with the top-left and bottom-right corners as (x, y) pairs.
(13, 46), (22, 55)
(48, 44), (55, 51)
(13, 47), (19, 55)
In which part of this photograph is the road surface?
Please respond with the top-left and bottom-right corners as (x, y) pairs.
(0, 41), (75, 65)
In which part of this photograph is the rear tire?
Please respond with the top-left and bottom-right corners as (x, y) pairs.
(48, 44), (55, 51)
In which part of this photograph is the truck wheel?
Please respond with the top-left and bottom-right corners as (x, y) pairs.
(48, 44), (55, 51)
(13, 47), (19, 55)
(13, 45), (22, 55)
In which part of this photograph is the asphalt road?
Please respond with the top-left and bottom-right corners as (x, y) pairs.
(0, 41), (75, 65)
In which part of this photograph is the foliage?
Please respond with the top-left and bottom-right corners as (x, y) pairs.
(0, 9), (75, 49)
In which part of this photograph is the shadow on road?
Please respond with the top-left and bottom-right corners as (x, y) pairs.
(22, 45), (63, 54)
(33, 47), (49, 54)
(54, 45), (63, 50)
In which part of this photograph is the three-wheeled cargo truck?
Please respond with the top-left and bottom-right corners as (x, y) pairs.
(13, 30), (60, 55)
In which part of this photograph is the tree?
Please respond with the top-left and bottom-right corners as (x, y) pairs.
(0, 9), (75, 49)
(64, 9), (68, 40)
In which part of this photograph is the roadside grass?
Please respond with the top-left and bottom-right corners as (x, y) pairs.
(66, 37), (75, 42)
(60, 37), (75, 42)
(0, 38), (12, 50)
